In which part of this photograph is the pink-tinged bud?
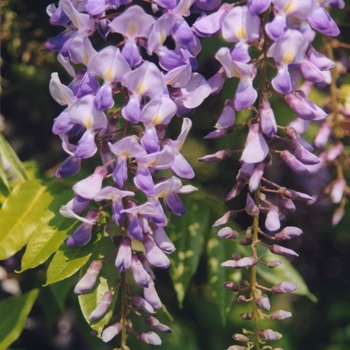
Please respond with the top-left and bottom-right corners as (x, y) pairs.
(260, 101), (277, 139)
(213, 210), (236, 227)
(223, 281), (240, 292)
(145, 316), (172, 333)
(198, 149), (232, 162)
(249, 162), (264, 192)
(236, 163), (254, 183)
(131, 254), (151, 288)
(332, 207), (344, 226)
(259, 329), (282, 340)
(314, 121), (331, 149)
(218, 227), (239, 239)
(131, 294), (156, 314)
(227, 346), (247, 350)
(138, 331), (162, 345)
(265, 205), (280, 232)
(274, 227), (303, 240)
(267, 260), (282, 268)
(256, 295), (271, 310)
(89, 291), (113, 322)
(102, 322), (123, 342)
(271, 281), (297, 294)
(153, 227), (175, 254)
(143, 234), (170, 268)
(232, 333), (249, 342)
(270, 244), (298, 257)
(270, 310), (292, 320)
(115, 236), (132, 272)
(231, 253), (241, 260)
(237, 295), (246, 303)
(280, 150), (311, 175)
(246, 194), (259, 217)
(327, 142), (344, 161)
(330, 178), (346, 204)
(278, 197), (296, 212)
(74, 260), (102, 294)
(222, 256), (258, 269)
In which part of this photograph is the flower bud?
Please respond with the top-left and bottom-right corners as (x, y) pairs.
(74, 260), (102, 294)
(259, 329), (282, 340)
(237, 295), (246, 303)
(267, 260), (282, 268)
(89, 291), (114, 322)
(145, 316), (172, 333)
(260, 101), (277, 139)
(240, 312), (252, 320)
(213, 210), (236, 227)
(227, 346), (247, 350)
(131, 294), (156, 314)
(270, 244), (299, 257)
(327, 142), (343, 161)
(137, 331), (162, 345)
(332, 207), (344, 226)
(330, 178), (346, 204)
(102, 322), (123, 342)
(265, 205), (280, 232)
(256, 295), (271, 311)
(280, 150), (311, 175)
(270, 310), (292, 320)
(115, 236), (132, 272)
(246, 194), (259, 217)
(198, 149), (232, 162)
(274, 227), (303, 240)
(144, 278), (161, 309)
(232, 333), (249, 342)
(223, 281), (240, 292)
(271, 282), (297, 294)
(218, 227), (239, 239)
(131, 254), (151, 288)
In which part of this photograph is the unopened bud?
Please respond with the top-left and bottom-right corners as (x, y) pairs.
(227, 346), (247, 350)
(246, 194), (259, 217)
(74, 260), (102, 294)
(259, 329), (282, 340)
(271, 282), (297, 294)
(89, 291), (114, 322)
(198, 149), (232, 162)
(102, 322), (123, 342)
(237, 295), (246, 303)
(213, 210), (236, 227)
(137, 331), (162, 345)
(145, 316), (172, 333)
(218, 227), (239, 239)
(256, 295), (271, 311)
(274, 227), (303, 240)
(270, 244), (299, 257)
(232, 333), (250, 342)
(270, 310), (292, 320)
(223, 281), (240, 292)
(240, 312), (252, 320)
(267, 260), (282, 268)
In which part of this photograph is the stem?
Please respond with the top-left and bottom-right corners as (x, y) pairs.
(120, 271), (128, 349)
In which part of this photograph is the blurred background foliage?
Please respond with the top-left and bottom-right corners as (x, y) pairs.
(1, 0), (350, 349)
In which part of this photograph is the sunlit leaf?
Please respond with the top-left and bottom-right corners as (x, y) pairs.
(0, 156), (10, 198)
(0, 179), (54, 260)
(18, 189), (77, 272)
(0, 288), (39, 350)
(45, 227), (104, 285)
(256, 250), (317, 302)
(78, 230), (119, 335)
(168, 196), (210, 308)
(0, 132), (28, 182)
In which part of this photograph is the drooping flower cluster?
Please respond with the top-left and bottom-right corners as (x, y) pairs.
(46, 0), (344, 348)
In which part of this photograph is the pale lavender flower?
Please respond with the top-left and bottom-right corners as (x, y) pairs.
(138, 331), (162, 345)
(153, 226), (176, 254)
(330, 178), (346, 203)
(246, 193), (259, 217)
(143, 234), (170, 268)
(327, 142), (344, 161)
(270, 310), (293, 320)
(259, 329), (282, 340)
(332, 207), (345, 226)
(131, 294), (156, 314)
(213, 210), (236, 227)
(144, 277), (162, 309)
(256, 295), (270, 310)
(270, 244), (299, 257)
(274, 226), (303, 240)
(265, 205), (280, 232)
(101, 322), (123, 343)
(74, 260), (102, 294)
(145, 316), (172, 333)
(217, 227), (239, 239)
(271, 281), (297, 294)
(115, 237), (132, 272)
(280, 150), (311, 175)
(89, 291), (114, 321)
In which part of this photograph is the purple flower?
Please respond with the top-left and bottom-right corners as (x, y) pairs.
(143, 234), (170, 268)
(145, 316), (172, 333)
(270, 310), (292, 320)
(74, 260), (102, 294)
(259, 329), (282, 340)
(271, 281), (297, 294)
(143, 278), (162, 309)
(89, 291), (114, 322)
(131, 254), (151, 288)
(137, 331), (162, 345)
(270, 244), (299, 257)
(274, 226), (303, 240)
(131, 294), (156, 314)
(115, 237), (132, 272)
(101, 322), (123, 343)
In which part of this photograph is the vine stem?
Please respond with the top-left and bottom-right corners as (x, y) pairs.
(120, 271), (128, 349)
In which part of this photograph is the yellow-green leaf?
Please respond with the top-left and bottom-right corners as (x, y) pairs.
(0, 288), (39, 350)
(0, 179), (54, 260)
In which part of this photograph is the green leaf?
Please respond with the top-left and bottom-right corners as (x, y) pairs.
(78, 231), (119, 335)
(256, 250), (317, 302)
(0, 179), (55, 260)
(0, 156), (10, 198)
(207, 227), (242, 325)
(18, 189), (77, 272)
(49, 274), (76, 312)
(0, 288), (39, 350)
(45, 227), (104, 285)
(0, 132), (28, 182)
(168, 196), (210, 308)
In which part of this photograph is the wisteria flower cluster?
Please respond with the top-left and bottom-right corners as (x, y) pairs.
(45, 0), (345, 349)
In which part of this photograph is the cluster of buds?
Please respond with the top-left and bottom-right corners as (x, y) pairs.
(197, 0), (343, 349)
(45, 0), (344, 348)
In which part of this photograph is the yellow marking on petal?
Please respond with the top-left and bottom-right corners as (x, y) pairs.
(84, 116), (93, 129)
(158, 189), (168, 198)
(83, 53), (89, 66)
(152, 114), (163, 125)
(231, 66), (241, 79)
(103, 68), (114, 82)
(282, 50), (294, 65)
(159, 30), (167, 45)
(120, 151), (130, 157)
(236, 27), (247, 41)
(127, 21), (139, 39)
(60, 92), (69, 105)
(148, 159), (158, 167)
(283, 0), (295, 15)
(135, 82), (146, 95)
